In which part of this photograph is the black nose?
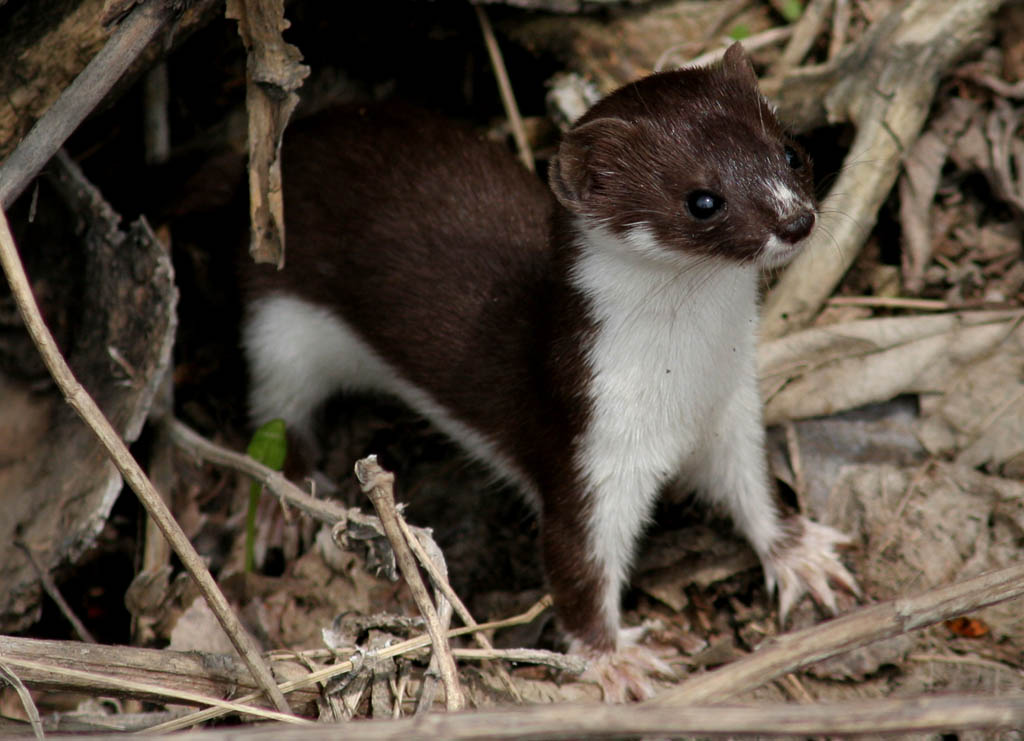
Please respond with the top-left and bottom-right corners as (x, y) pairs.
(777, 211), (815, 244)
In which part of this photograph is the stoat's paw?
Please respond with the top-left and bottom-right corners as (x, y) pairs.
(571, 628), (675, 702)
(764, 516), (860, 622)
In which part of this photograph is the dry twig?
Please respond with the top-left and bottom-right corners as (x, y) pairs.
(169, 417), (350, 525)
(355, 456), (466, 711)
(15, 541), (97, 644)
(0, 634), (321, 711)
(475, 4), (534, 172)
(397, 517), (522, 702)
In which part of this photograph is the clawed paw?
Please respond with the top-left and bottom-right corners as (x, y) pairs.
(764, 516), (860, 622)
(570, 629), (675, 702)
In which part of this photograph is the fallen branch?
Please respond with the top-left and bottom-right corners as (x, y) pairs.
(171, 417), (518, 701)
(226, 0), (309, 267)
(15, 541), (97, 644)
(0, 634), (321, 711)
(395, 516), (522, 701)
(169, 417), (351, 525)
(647, 561), (1024, 706)
(96, 695), (1024, 738)
(0, 656), (312, 726)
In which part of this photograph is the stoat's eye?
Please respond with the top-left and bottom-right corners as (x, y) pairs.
(686, 190), (724, 220)
(784, 145), (803, 170)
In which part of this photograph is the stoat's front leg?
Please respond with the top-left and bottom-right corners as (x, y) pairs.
(692, 359), (860, 621)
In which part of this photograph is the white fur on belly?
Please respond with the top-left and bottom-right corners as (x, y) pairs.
(243, 294), (532, 492)
(569, 222), (764, 639)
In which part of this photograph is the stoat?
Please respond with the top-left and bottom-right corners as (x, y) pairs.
(241, 43), (858, 700)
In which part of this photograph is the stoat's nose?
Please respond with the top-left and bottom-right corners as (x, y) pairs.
(777, 211), (815, 244)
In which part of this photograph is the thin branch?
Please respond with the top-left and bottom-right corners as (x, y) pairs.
(397, 517), (523, 701)
(0, 209), (292, 715)
(16, 540), (97, 644)
(680, 27), (793, 70)
(355, 456), (465, 711)
(647, 561), (1024, 706)
(168, 417), (350, 526)
(453, 648), (586, 673)
(172, 417), (524, 698)
(475, 4), (534, 172)
(0, 0), (175, 210)
(0, 634), (321, 710)
(826, 296), (954, 310)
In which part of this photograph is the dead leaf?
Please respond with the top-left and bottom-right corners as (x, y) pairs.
(945, 616), (991, 638)
(760, 311), (1024, 424)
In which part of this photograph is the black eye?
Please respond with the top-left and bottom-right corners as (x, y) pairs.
(784, 145), (803, 170)
(686, 190), (723, 219)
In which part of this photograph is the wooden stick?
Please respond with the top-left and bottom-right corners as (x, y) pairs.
(475, 4), (534, 172)
(171, 417), (530, 697)
(122, 696), (1024, 738)
(169, 417), (351, 526)
(647, 561), (1024, 706)
(0, 656), (312, 726)
(397, 517), (523, 701)
(0, 634), (319, 710)
(0, 208), (292, 715)
(826, 296), (953, 310)
(355, 456), (465, 711)
(0, 0), (174, 210)
(16, 540), (97, 644)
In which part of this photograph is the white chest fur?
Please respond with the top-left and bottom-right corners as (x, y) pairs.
(569, 222), (762, 637)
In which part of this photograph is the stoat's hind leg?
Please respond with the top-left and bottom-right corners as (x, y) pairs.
(571, 627), (675, 702)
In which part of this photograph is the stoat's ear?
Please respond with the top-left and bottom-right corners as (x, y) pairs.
(548, 117), (637, 214)
(720, 42), (758, 88)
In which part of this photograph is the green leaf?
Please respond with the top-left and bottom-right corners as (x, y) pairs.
(729, 24), (751, 41)
(247, 418), (288, 471)
(780, 0), (803, 22)
(244, 419), (288, 572)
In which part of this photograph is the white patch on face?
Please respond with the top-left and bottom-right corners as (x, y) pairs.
(243, 294), (533, 496)
(758, 180), (816, 268)
(569, 221), (764, 639)
(759, 233), (807, 269)
(769, 180), (801, 217)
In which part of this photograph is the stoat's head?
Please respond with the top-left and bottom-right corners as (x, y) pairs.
(549, 43), (816, 269)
